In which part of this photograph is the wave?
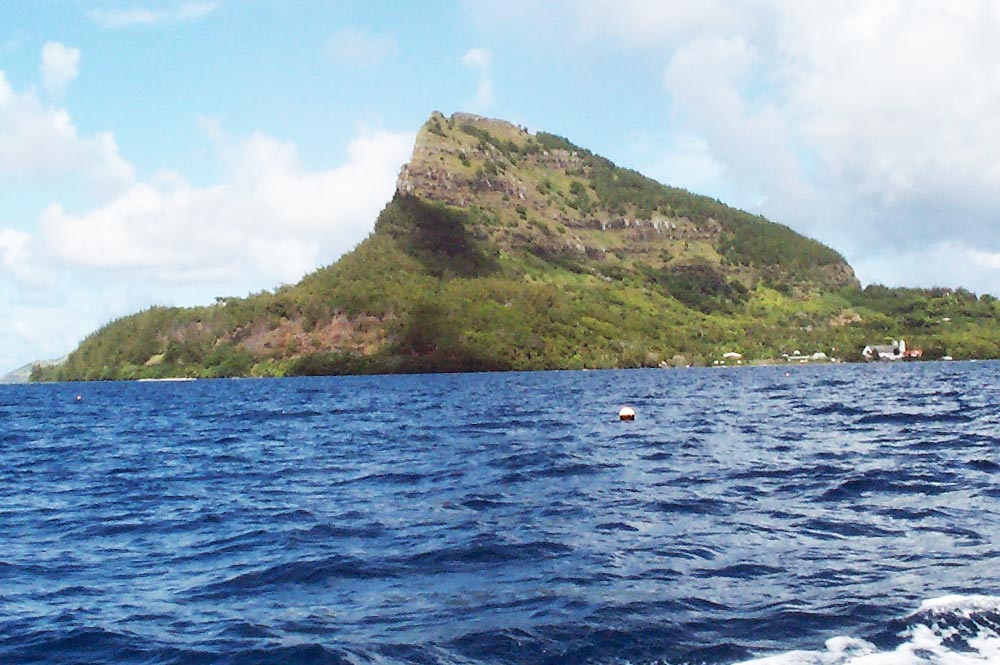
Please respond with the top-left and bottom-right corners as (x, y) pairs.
(820, 469), (956, 500)
(967, 458), (1000, 472)
(402, 538), (571, 571)
(1, 627), (407, 665)
(807, 404), (870, 417)
(186, 554), (396, 599)
(8, 367), (1000, 665)
(740, 594), (1000, 664)
(855, 410), (974, 425)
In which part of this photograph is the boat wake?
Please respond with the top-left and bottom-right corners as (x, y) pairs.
(743, 595), (1000, 665)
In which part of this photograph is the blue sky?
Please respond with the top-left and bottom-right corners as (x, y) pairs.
(3, 1), (1000, 372)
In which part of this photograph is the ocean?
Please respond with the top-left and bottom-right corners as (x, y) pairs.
(1, 362), (998, 664)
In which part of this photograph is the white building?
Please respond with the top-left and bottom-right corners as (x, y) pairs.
(862, 340), (905, 361)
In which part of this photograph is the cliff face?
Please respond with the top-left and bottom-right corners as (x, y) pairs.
(43, 112), (879, 381)
(396, 112), (858, 292)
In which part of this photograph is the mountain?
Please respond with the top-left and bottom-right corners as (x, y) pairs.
(396, 113), (858, 292)
(2, 356), (66, 384)
(1, 362), (36, 385)
(37, 112), (1000, 381)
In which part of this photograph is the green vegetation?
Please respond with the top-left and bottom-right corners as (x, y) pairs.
(640, 260), (749, 314)
(35, 113), (1000, 382)
(535, 130), (847, 283)
(376, 194), (499, 278)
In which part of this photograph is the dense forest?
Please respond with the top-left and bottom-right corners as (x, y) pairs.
(34, 113), (1000, 381)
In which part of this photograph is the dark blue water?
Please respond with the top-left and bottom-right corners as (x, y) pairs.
(2, 362), (999, 664)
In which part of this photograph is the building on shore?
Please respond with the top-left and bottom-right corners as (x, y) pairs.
(862, 339), (923, 361)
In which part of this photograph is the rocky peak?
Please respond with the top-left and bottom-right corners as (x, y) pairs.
(393, 111), (858, 292)
(396, 112), (532, 200)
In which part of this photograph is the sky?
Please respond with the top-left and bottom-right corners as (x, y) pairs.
(2, 1), (1000, 372)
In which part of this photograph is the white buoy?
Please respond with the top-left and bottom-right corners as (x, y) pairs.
(618, 406), (635, 421)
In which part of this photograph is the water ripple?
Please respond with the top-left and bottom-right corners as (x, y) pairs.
(2, 363), (1000, 663)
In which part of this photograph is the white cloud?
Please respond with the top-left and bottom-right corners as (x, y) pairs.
(464, 0), (765, 49)
(468, 80), (495, 113)
(39, 126), (415, 289)
(89, 8), (161, 28)
(0, 64), (415, 370)
(462, 47), (492, 71)
(778, 3), (1000, 221)
(574, 0), (764, 47)
(0, 229), (38, 283)
(461, 48), (495, 112)
(635, 134), (726, 196)
(0, 294), (121, 371)
(40, 42), (80, 95)
(660, 34), (815, 221)
(176, 1), (217, 20)
(88, 2), (218, 28)
(852, 242), (1000, 295)
(326, 27), (396, 67)
(0, 71), (133, 189)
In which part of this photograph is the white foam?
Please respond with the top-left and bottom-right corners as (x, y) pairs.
(740, 636), (878, 665)
(919, 595), (1000, 616)
(738, 595), (1000, 665)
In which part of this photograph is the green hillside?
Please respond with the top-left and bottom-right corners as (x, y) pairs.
(36, 113), (1000, 381)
